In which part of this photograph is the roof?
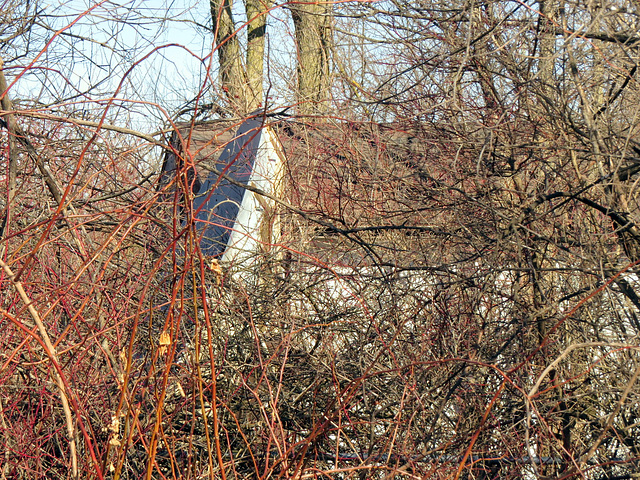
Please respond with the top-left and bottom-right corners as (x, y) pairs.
(162, 118), (427, 214)
(159, 116), (437, 267)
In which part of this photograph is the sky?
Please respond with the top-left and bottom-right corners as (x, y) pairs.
(9, 0), (297, 133)
(6, 0), (407, 141)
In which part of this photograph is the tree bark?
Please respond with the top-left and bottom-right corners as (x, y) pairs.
(210, 0), (271, 114)
(245, 0), (270, 109)
(290, 1), (332, 116)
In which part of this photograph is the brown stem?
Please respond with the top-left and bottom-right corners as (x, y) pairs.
(0, 57), (17, 242)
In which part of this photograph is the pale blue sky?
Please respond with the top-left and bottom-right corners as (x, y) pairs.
(9, 0), (297, 132)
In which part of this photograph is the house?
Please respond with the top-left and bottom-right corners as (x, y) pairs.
(158, 113), (433, 279)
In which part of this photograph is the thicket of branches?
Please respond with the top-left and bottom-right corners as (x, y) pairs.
(2, 0), (640, 479)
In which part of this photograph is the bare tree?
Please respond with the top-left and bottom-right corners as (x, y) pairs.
(290, 1), (332, 115)
(4, 1), (640, 479)
(210, 0), (272, 113)
(325, 0), (640, 477)
(210, 0), (333, 115)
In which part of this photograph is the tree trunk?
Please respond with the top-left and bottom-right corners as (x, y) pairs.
(210, 0), (270, 114)
(290, 1), (332, 116)
(245, 0), (270, 109)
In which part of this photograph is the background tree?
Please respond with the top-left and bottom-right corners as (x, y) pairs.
(3, 0), (640, 479)
(210, 0), (272, 113)
(326, 0), (640, 477)
(211, 0), (332, 115)
(289, 1), (332, 115)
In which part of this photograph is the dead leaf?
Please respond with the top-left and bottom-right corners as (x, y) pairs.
(119, 348), (127, 369)
(158, 330), (171, 355)
(207, 258), (223, 285)
(108, 414), (120, 434)
(176, 382), (186, 398)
